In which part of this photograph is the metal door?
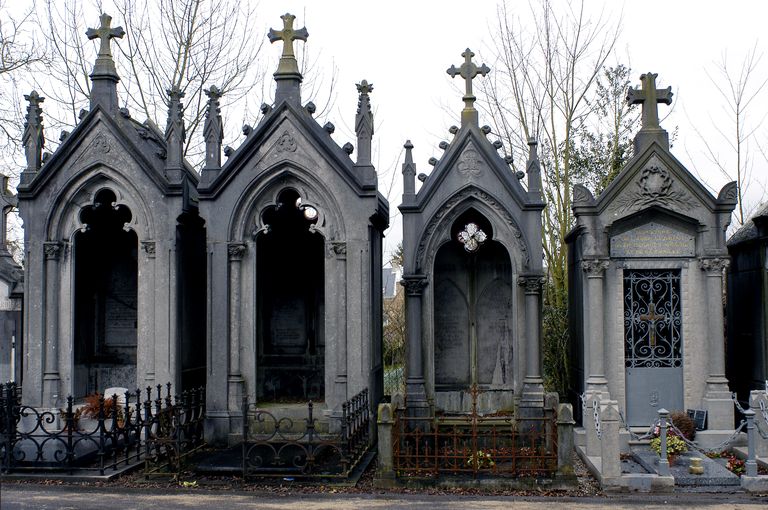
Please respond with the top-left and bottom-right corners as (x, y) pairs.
(624, 270), (683, 425)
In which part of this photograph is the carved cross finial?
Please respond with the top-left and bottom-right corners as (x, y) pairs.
(268, 13), (308, 75)
(86, 13), (125, 59)
(447, 48), (490, 126)
(203, 85), (223, 171)
(627, 72), (672, 131)
(22, 90), (45, 175)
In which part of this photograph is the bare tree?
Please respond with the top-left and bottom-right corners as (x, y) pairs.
(479, 0), (621, 394)
(689, 44), (768, 226)
(0, 0), (46, 162)
(34, 0), (265, 168)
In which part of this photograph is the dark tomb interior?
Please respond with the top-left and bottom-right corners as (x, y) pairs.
(177, 210), (207, 391)
(434, 210), (513, 390)
(256, 189), (324, 401)
(74, 189), (137, 398)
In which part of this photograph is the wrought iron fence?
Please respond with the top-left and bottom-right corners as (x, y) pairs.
(0, 382), (205, 477)
(242, 388), (371, 478)
(393, 386), (558, 478)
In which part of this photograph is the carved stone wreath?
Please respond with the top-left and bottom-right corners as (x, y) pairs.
(414, 187), (529, 271)
(613, 160), (697, 214)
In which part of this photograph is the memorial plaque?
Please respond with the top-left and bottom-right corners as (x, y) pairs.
(477, 280), (513, 385)
(104, 258), (137, 346)
(269, 295), (306, 354)
(610, 222), (694, 258)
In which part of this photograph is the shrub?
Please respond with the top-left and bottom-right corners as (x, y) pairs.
(81, 393), (123, 421)
(669, 411), (696, 440)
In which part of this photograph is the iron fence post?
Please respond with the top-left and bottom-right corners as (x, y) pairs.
(745, 409), (758, 477)
(657, 408), (670, 476)
(65, 396), (75, 471)
(97, 395), (106, 475)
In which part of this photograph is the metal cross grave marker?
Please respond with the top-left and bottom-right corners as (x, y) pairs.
(639, 302), (665, 348)
(269, 13), (308, 61)
(447, 48), (489, 124)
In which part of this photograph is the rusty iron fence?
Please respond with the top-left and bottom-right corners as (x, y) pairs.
(0, 382), (205, 477)
(242, 388), (371, 478)
(393, 386), (558, 478)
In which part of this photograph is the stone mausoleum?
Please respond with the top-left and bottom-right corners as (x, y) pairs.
(0, 174), (22, 384)
(399, 49), (546, 417)
(16, 14), (207, 408)
(727, 202), (768, 401)
(567, 73), (738, 451)
(199, 14), (388, 442)
(14, 12), (387, 445)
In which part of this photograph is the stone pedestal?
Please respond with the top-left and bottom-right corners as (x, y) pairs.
(599, 400), (621, 483)
(375, 402), (396, 486)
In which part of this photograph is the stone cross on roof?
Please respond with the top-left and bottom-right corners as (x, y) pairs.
(268, 13), (308, 76)
(447, 48), (490, 127)
(627, 72), (672, 131)
(86, 13), (125, 60)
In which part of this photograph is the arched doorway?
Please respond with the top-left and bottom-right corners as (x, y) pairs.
(433, 210), (514, 391)
(73, 189), (138, 398)
(256, 189), (325, 401)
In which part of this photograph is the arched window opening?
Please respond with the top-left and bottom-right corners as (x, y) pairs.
(73, 189), (138, 398)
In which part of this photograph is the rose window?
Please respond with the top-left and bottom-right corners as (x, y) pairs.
(457, 222), (487, 252)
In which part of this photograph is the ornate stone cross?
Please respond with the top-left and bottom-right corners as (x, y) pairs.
(627, 72), (672, 131)
(269, 13), (308, 75)
(447, 49), (490, 126)
(639, 302), (666, 347)
(86, 13), (125, 59)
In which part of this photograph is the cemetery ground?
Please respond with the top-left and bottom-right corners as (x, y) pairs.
(1, 451), (767, 509)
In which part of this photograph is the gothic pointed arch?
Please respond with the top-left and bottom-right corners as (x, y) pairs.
(414, 185), (530, 274)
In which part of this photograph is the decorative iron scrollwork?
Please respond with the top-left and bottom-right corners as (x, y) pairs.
(623, 270), (682, 369)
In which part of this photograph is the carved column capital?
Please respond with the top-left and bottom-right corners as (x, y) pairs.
(400, 275), (428, 296)
(581, 259), (610, 276)
(328, 241), (347, 259)
(141, 240), (156, 258)
(517, 275), (545, 294)
(227, 242), (247, 261)
(44, 241), (62, 260)
(698, 257), (730, 274)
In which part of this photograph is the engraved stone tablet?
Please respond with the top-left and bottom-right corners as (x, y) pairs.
(610, 222), (694, 258)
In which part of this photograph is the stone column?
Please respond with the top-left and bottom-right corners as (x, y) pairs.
(580, 259), (610, 456)
(699, 257), (734, 429)
(517, 275), (545, 411)
(227, 242), (246, 417)
(331, 241), (348, 404)
(401, 274), (428, 417)
(139, 241), (156, 388)
(42, 241), (62, 408)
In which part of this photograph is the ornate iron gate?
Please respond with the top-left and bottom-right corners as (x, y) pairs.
(624, 269), (683, 425)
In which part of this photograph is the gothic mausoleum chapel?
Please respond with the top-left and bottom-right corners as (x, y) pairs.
(399, 49), (546, 418)
(16, 13), (207, 409)
(567, 72), (738, 452)
(15, 12), (388, 445)
(197, 14), (388, 442)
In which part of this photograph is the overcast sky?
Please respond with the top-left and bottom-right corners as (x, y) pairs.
(6, 1), (767, 261)
(257, 0), (767, 260)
